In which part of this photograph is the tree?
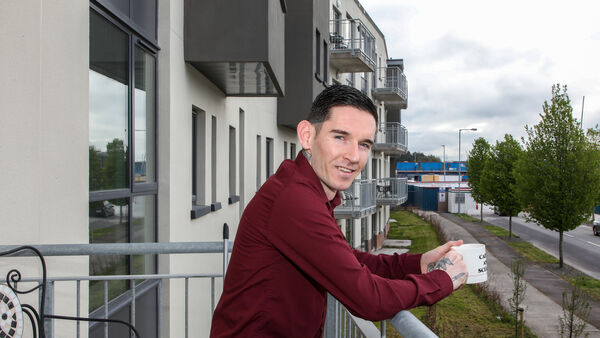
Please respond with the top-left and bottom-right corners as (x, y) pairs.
(89, 146), (104, 191)
(467, 137), (492, 222)
(558, 277), (591, 338)
(508, 259), (527, 338)
(397, 151), (441, 162)
(480, 134), (523, 238)
(514, 84), (600, 268)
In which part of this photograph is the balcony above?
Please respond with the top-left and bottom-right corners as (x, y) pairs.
(373, 122), (408, 155)
(372, 67), (408, 108)
(184, 0), (285, 96)
(376, 177), (408, 206)
(329, 19), (376, 73)
(334, 179), (376, 219)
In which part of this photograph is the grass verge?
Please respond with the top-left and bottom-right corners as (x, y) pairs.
(456, 213), (482, 223)
(379, 210), (536, 337)
(481, 220), (600, 302)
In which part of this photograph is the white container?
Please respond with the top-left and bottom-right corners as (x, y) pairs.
(451, 243), (487, 284)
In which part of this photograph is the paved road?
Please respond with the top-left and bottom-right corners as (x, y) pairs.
(483, 214), (600, 279)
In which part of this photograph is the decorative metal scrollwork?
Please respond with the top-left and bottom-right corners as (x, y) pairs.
(1, 246), (46, 338)
(1, 246), (141, 338)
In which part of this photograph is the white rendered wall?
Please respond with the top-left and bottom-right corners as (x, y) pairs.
(0, 1), (90, 335)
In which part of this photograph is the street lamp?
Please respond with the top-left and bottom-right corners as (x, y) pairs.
(458, 128), (477, 214)
(442, 145), (446, 182)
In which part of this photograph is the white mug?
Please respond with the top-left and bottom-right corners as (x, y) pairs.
(451, 243), (487, 284)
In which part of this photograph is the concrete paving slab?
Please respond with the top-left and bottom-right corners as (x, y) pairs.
(374, 248), (409, 255)
(383, 239), (412, 248)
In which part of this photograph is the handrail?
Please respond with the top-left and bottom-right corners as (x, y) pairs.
(0, 241), (233, 257)
(390, 311), (438, 338)
(325, 295), (438, 337)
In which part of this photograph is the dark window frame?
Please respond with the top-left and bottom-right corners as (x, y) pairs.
(315, 29), (321, 81)
(89, 4), (159, 327)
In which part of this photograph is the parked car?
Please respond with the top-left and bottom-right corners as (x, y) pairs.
(89, 200), (115, 218)
(593, 220), (600, 236)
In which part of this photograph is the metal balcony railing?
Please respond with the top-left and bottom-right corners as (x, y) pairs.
(329, 19), (376, 72)
(324, 294), (438, 338)
(334, 179), (377, 219)
(0, 240), (232, 338)
(376, 177), (408, 206)
(372, 67), (408, 105)
(373, 122), (408, 154)
(0, 238), (437, 338)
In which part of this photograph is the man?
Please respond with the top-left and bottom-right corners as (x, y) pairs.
(211, 85), (467, 337)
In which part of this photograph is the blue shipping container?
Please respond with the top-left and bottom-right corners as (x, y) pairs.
(420, 162), (443, 171)
(397, 162), (419, 171)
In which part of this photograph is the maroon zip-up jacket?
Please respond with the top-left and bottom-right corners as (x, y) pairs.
(210, 152), (452, 337)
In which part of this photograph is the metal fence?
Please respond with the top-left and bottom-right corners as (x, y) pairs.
(0, 240), (232, 338)
(324, 295), (438, 338)
(1, 238), (437, 338)
(335, 179), (377, 219)
(379, 122), (408, 150)
(329, 19), (376, 66)
(376, 177), (408, 205)
(376, 67), (408, 101)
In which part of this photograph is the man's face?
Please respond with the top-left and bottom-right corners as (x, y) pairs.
(308, 106), (376, 200)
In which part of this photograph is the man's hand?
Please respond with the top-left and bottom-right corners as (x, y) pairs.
(426, 250), (468, 290)
(420, 240), (468, 290)
(420, 240), (463, 274)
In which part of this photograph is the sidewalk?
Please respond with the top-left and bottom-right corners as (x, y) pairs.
(413, 210), (600, 338)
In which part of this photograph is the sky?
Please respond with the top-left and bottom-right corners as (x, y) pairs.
(359, 0), (600, 161)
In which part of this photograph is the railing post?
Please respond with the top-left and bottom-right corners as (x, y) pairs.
(44, 280), (55, 338)
(325, 294), (335, 338)
(223, 223), (229, 278)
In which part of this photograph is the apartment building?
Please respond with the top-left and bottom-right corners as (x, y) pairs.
(0, 0), (408, 336)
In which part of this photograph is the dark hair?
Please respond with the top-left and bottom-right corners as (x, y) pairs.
(307, 84), (378, 126)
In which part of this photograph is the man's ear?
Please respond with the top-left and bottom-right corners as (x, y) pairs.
(297, 120), (315, 151)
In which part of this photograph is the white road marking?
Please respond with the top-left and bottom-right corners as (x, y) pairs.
(565, 233), (574, 238)
(586, 241), (600, 248)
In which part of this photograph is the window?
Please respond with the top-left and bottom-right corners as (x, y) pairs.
(290, 143), (297, 160)
(332, 7), (341, 35)
(266, 137), (274, 177)
(211, 116), (217, 204)
(323, 41), (328, 83)
(239, 109), (245, 213)
(256, 135), (262, 190)
(229, 126), (238, 203)
(361, 73), (367, 94)
(284, 141), (288, 159)
(96, 0), (157, 42)
(89, 6), (157, 335)
(315, 29), (321, 79)
(455, 193), (465, 204)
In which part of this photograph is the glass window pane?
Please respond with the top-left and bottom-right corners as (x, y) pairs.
(89, 11), (129, 191)
(99, 0), (130, 17)
(132, 195), (156, 277)
(134, 46), (156, 183)
(132, 0), (157, 40)
(89, 198), (130, 311)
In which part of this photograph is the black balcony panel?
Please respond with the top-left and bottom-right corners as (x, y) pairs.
(184, 0), (285, 96)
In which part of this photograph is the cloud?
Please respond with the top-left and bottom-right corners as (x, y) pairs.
(359, 0), (600, 160)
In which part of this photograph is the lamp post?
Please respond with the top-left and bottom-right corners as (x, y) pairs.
(442, 145), (446, 182)
(458, 128), (477, 214)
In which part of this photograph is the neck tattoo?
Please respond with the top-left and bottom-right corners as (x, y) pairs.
(302, 149), (312, 162)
